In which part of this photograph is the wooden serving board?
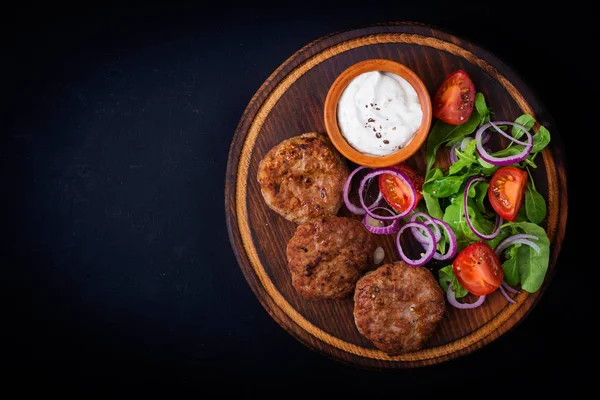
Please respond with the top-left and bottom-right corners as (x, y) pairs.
(225, 23), (568, 368)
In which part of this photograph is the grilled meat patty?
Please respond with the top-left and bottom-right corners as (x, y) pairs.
(257, 132), (349, 224)
(286, 216), (375, 300)
(353, 262), (446, 356)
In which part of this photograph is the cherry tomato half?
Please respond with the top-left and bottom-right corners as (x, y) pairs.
(432, 70), (475, 125)
(488, 166), (528, 222)
(378, 163), (423, 214)
(452, 242), (503, 296)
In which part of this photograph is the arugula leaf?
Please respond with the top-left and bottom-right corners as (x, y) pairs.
(512, 114), (536, 139)
(449, 139), (477, 175)
(475, 92), (490, 122)
(501, 222), (550, 293)
(425, 97), (484, 174)
(438, 265), (468, 298)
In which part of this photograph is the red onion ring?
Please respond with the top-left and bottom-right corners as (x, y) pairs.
(464, 176), (502, 240)
(475, 121), (533, 166)
(489, 121), (531, 146)
(446, 283), (486, 309)
(396, 222), (435, 266)
(499, 284), (516, 304)
(502, 281), (519, 294)
(429, 218), (457, 261)
(410, 212), (442, 243)
(495, 234), (540, 256)
(359, 168), (416, 221)
(362, 207), (400, 235)
(342, 167), (382, 215)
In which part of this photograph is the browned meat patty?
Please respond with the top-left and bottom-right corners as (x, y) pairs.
(353, 262), (446, 356)
(286, 216), (375, 300)
(257, 132), (349, 224)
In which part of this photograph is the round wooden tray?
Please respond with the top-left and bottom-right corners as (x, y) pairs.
(225, 23), (568, 368)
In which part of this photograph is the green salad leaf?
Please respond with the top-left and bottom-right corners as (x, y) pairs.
(438, 265), (468, 298)
(423, 168), (444, 219)
(512, 114), (536, 139)
(499, 222), (550, 293)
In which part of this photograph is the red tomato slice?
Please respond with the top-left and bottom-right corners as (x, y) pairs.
(378, 163), (423, 213)
(432, 70), (475, 125)
(452, 242), (503, 296)
(488, 166), (528, 222)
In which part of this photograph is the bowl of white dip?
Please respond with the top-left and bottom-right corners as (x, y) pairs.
(324, 59), (432, 167)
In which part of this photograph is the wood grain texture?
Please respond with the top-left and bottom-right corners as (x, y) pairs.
(225, 23), (568, 368)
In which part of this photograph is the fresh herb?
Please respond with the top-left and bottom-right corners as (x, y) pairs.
(423, 171), (476, 198)
(423, 168), (445, 219)
(501, 244), (521, 285)
(531, 126), (551, 153)
(448, 139), (477, 175)
(524, 168), (547, 224)
(498, 222), (550, 293)
(512, 114), (536, 139)
(475, 93), (491, 125)
(438, 265), (468, 298)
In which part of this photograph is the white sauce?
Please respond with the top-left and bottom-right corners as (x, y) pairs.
(337, 71), (423, 156)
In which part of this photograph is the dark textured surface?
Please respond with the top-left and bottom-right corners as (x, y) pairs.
(5, 0), (590, 393)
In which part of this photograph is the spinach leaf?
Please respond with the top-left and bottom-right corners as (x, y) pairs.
(438, 265), (468, 298)
(531, 126), (551, 153)
(501, 222), (550, 293)
(425, 97), (484, 174)
(424, 175), (468, 198)
(424, 164), (481, 199)
(512, 114), (536, 139)
(525, 178), (546, 224)
(423, 168), (445, 219)
(500, 244), (521, 285)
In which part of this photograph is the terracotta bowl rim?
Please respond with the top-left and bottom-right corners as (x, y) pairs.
(323, 58), (432, 167)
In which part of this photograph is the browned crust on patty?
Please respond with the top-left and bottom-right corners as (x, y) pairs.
(353, 262), (446, 356)
(257, 132), (349, 224)
(286, 216), (375, 300)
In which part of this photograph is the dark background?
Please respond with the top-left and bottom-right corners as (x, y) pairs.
(5, 0), (591, 394)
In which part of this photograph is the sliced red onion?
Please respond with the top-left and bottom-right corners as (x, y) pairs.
(499, 284), (516, 304)
(359, 168), (416, 220)
(447, 283), (486, 309)
(489, 121), (531, 146)
(343, 167), (382, 215)
(396, 222), (435, 266)
(410, 212), (441, 243)
(502, 281), (520, 294)
(475, 121), (533, 166)
(495, 234), (540, 256)
(429, 218), (457, 261)
(464, 176), (502, 240)
(409, 216), (457, 261)
(449, 142), (459, 164)
(362, 207), (400, 235)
